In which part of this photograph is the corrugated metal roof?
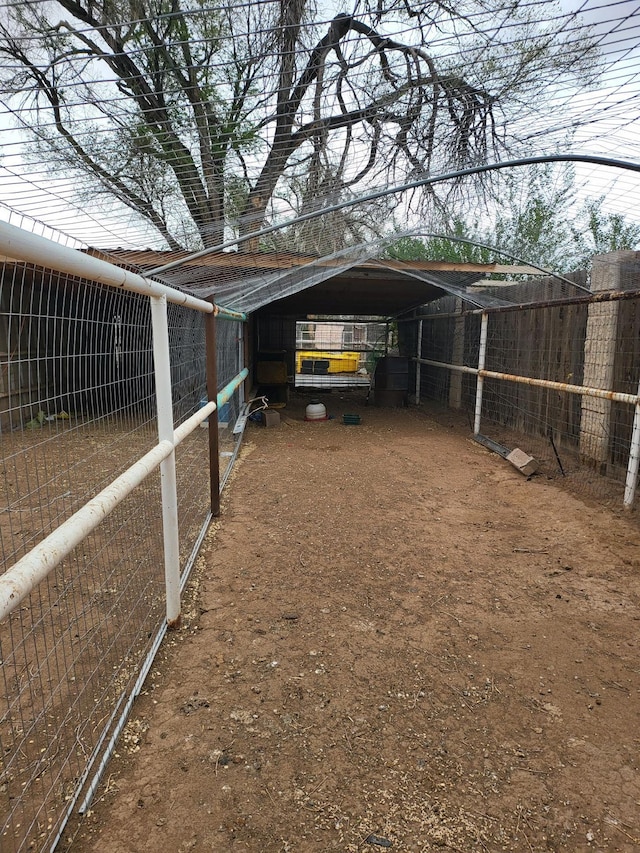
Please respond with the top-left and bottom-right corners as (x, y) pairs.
(94, 248), (527, 315)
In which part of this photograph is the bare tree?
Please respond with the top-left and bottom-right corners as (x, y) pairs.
(0, 0), (598, 250)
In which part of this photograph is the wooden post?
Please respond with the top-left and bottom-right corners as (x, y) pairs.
(206, 299), (221, 516)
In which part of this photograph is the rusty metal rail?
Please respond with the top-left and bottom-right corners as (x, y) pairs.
(416, 358), (640, 406)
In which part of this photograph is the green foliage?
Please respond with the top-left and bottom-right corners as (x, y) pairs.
(491, 165), (576, 269)
(384, 167), (640, 273)
(385, 227), (494, 264)
(571, 198), (640, 268)
(384, 236), (431, 261)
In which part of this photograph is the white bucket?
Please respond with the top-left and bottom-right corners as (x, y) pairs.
(305, 400), (327, 421)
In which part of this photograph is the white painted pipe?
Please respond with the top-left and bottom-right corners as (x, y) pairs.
(0, 441), (174, 621)
(417, 358), (479, 376)
(0, 401), (218, 623)
(624, 381), (640, 509)
(150, 295), (181, 628)
(0, 219), (212, 313)
(174, 402), (216, 443)
(473, 313), (488, 435)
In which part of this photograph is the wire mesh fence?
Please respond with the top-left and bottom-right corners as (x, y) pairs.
(411, 266), (640, 511)
(0, 1), (638, 847)
(293, 319), (388, 390)
(0, 248), (243, 851)
(253, 315), (390, 397)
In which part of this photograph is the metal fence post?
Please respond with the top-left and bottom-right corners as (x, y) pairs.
(624, 381), (640, 509)
(474, 312), (488, 435)
(150, 294), (181, 629)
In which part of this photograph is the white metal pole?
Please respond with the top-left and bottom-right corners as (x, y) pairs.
(623, 381), (640, 509)
(415, 319), (423, 405)
(0, 220), (213, 313)
(473, 312), (488, 435)
(150, 295), (181, 629)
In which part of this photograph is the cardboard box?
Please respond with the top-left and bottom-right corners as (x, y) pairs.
(261, 409), (280, 428)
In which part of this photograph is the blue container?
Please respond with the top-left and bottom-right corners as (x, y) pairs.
(199, 398), (231, 426)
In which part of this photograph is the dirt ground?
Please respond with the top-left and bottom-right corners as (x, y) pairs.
(63, 393), (640, 853)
